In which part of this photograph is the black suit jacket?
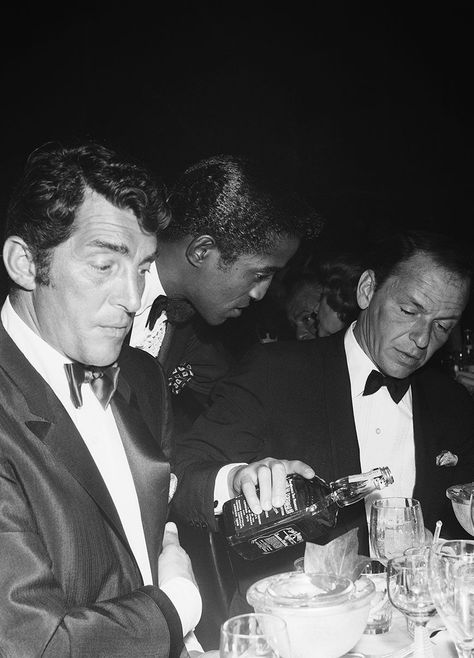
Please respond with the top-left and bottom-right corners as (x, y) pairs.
(0, 323), (186, 657)
(173, 330), (474, 575)
(156, 317), (235, 434)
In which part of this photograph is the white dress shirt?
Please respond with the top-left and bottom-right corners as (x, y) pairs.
(344, 322), (416, 525)
(1, 297), (202, 645)
(129, 261), (168, 357)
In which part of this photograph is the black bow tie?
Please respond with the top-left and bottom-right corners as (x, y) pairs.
(363, 369), (411, 404)
(64, 363), (120, 410)
(146, 294), (196, 329)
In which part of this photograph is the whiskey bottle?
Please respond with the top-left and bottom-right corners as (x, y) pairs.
(221, 466), (394, 560)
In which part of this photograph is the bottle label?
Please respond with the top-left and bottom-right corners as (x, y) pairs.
(231, 478), (300, 533)
(250, 526), (303, 554)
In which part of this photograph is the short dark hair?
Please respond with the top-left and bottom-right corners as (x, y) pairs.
(162, 155), (324, 263)
(6, 141), (171, 284)
(366, 229), (473, 290)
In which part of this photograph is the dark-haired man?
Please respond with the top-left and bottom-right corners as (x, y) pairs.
(129, 154), (323, 415)
(128, 155), (323, 647)
(0, 142), (203, 657)
(173, 229), (474, 614)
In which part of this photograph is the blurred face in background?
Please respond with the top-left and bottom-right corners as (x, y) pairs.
(286, 281), (322, 340)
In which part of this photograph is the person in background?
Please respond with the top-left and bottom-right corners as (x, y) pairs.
(0, 142), (204, 657)
(172, 228), (474, 621)
(284, 249), (364, 340)
(285, 271), (322, 340)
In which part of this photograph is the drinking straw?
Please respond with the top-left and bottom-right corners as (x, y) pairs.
(432, 520), (442, 545)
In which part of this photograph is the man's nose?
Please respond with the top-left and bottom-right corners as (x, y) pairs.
(249, 279), (272, 302)
(410, 321), (431, 350)
(114, 272), (143, 313)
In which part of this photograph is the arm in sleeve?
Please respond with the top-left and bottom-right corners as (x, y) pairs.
(0, 458), (184, 658)
(172, 344), (273, 529)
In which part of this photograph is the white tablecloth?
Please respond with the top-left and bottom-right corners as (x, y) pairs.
(348, 609), (457, 657)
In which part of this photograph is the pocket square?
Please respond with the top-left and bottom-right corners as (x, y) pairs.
(436, 450), (458, 467)
(168, 362), (194, 395)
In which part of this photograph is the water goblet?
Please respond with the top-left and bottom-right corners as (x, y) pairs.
(370, 497), (425, 564)
(219, 612), (292, 658)
(428, 539), (474, 658)
(387, 553), (436, 658)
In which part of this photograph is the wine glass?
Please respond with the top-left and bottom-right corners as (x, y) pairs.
(219, 613), (292, 657)
(370, 497), (425, 564)
(428, 539), (474, 658)
(387, 553), (436, 657)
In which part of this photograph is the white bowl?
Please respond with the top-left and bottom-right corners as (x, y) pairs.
(246, 571), (374, 658)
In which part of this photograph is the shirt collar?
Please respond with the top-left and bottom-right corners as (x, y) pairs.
(135, 260), (166, 317)
(344, 320), (412, 406)
(344, 321), (380, 398)
(1, 296), (74, 403)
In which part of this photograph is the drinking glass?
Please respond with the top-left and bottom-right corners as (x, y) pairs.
(220, 613), (292, 658)
(428, 540), (474, 658)
(370, 497), (425, 564)
(446, 483), (474, 536)
(387, 553), (436, 657)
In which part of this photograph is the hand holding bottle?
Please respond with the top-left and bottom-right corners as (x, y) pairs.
(228, 458), (316, 514)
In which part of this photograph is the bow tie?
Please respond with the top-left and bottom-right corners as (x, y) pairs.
(64, 363), (120, 409)
(363, 369), (411, 404)
(146, 294), (196, 329)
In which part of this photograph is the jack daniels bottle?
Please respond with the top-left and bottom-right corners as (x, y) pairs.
(221, 466), (393, 560)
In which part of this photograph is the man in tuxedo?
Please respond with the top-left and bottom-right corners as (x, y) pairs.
(129, 154), (323, 419)
(128, 155), (322, 648)
(172, 229), (474, 607)
(0, 142), (203, 657)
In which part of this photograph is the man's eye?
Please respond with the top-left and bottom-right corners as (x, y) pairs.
(435, 322), (449, 334)
(92, 263), (112, 272)
(256, 273), (272, 282)
(401, 308), (415, 316)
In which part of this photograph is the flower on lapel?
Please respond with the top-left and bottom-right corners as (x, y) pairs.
(435, 450), (458, 467)
(168, 362), (194, 395)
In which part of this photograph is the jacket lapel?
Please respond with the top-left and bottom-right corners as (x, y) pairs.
(321, 332), (362, 479)
(0, 324), (129, 552)
(411, 376), (433, 502)
(111, 381), (170, 585)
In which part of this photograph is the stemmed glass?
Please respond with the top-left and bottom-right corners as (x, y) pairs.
(370, 497), (425, 564)
(387, 553), (436, 657)
(220, 613), (292, 657)
(428, 539), (474, 658)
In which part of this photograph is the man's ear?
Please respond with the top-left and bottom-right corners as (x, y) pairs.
(356, 269), (376, 310)
(185, 235), (218, 267)
(2, 236), (37, 291)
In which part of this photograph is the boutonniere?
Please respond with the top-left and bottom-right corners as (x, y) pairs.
(168, 362), (194, 395)
(436, 450), (458, 467)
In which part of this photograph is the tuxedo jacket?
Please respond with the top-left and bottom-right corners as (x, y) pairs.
(0, 323), (186, 657)
(155, 317), (235, 436)
(173, 330), (474, 552)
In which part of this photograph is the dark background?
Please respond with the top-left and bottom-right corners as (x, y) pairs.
(1, 3), (473, 295)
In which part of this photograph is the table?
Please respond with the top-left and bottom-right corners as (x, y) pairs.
(348, 609), (457, 657)
(197, 611), (458, 657)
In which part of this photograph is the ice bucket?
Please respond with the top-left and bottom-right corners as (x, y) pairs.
(246, 571), (375, 658)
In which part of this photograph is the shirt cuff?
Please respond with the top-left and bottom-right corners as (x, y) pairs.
(161, 576), (202, 637)
(213, 462), (247, 515)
